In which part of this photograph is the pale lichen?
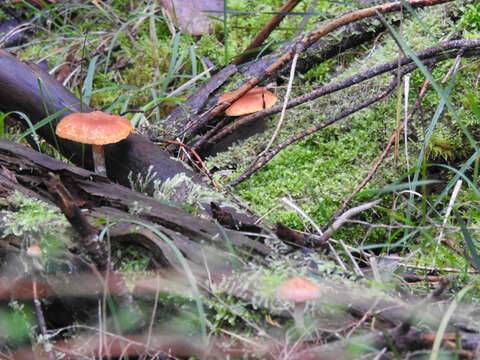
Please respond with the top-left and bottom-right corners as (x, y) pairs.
(2, 191), (69, 240)
(153, 172), (239, 211)
(1, 191), (73, 258)
(128, 167), (246, 213)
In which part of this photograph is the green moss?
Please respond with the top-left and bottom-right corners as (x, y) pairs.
(0, 8), (9, 21)
(15, 1), (480, 249)
(207, 1), (477, 237)
(460, 3), (480, 32)
(0, 302), (35, 343)
(207, 80), (401, 229)
(427, 126), (463, 162)
(303, 58), (337, 84)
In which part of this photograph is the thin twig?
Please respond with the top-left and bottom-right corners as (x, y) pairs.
(187, 0), (452, 141)
(395, 261), (478, 274)
(404, 74), (411, 183)
(339, 239), (364, 277)
(281, 197), (323, 235)
(321, 76), (432, 229)
(315, 199), (382, 244)
(229, 67), (402, 186)
(232, 0), (303, 65)
(281, 197), (348, 270)
(32, 277), (56, 360)
(144, 273), (161, 358)
(203, 39), (480, 149)
(253, 52), (300, 167)
(155, 139), (219, 189)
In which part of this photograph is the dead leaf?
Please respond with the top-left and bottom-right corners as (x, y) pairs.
(55, 63), (73, 83)
(158, 0), (223, 36)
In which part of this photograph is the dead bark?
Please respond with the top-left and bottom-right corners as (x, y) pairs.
(0, 49), (265, 228)
(0, 137), (270, 268)
(0, 49), (201, 190)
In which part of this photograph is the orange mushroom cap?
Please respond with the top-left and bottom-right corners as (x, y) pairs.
(277, 277), (320, 303)
(27, 244), (42, 258)
(56, 111), (134, 145)
(217, 87), (277, 116)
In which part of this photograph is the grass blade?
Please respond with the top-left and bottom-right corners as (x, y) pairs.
(83, 55), (99, 106)
(429, 284), (472, 360)
(101, 219), (208, 342)
(377, 12), (479, 153)
(223, 0), (229, 64)
(15, 106), (74, 142)
(454, 210), (480, 271)
(160, 32), (181, 97)
(399, 0), (438, 42)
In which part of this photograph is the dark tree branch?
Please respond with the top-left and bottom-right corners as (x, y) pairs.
(202, 39), (480, 150)
(228, 44), (480, 186)
(181, 0), (452, 143)
(0, 49), (202, 190)
(232, 0), (303, 66)
(0, 138), (269, 261)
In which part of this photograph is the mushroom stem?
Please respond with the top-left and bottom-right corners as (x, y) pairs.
(92, 144), (106, 176)
(292, 302), (306, 329)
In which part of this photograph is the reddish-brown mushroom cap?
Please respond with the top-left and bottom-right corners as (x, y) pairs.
(56, 111), (134, 145)
(217, 87), (277, 116)
(277, 277), (320, 303)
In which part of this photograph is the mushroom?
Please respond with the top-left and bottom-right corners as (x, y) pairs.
(56, 111), (134, 176)
(27, 244), (44, 271)
(277, 277), (320, 329)
(217, 87), (277, 116)
(27, 244), (42, 258)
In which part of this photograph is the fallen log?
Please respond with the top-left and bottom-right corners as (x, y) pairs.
(0, 137), (270, 267)
(0, 49), (264, 227)
(0, 136), (270, 334)
(0, 49), (201, 189)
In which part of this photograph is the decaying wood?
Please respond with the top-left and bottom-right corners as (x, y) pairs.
(0, 136), (268, 329)
(0, 49), (264, 227)
(43, 174), (111, 271)
(0, 49), (201, 189)
(0, 138), (270, 270)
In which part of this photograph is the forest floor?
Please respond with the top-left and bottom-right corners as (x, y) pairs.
(1, 0), (480, 359)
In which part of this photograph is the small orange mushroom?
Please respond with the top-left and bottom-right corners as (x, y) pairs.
(277, 277), (320, 329)
(217, 87), (277, 116)
(27, 244), (42, 258)
(56, 111), (134, 176)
